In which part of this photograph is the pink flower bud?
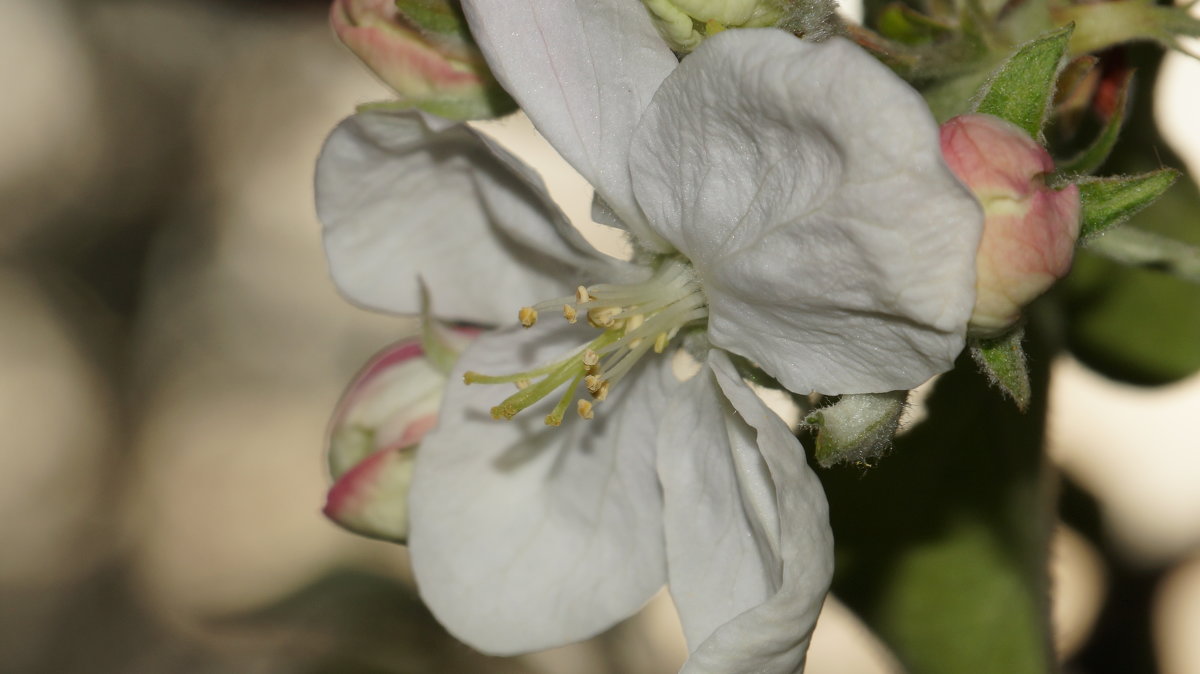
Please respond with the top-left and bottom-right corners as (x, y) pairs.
(329, 0), (513, 119)
(324, 328), (475, 542)
(940, 114), (1081, 337)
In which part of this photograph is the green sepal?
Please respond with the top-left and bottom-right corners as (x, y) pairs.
(972, 25), (1073, 138)
(877, 3), (954, 45)
(356, 88), (517, 122)
(970, 328), (1032, 411)
(1056, 69), (1134, 176)
(417, 280), (462, 376)
(1076, 169), (1180, 240)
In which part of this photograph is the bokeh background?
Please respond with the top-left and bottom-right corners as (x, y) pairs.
(3, 0), (1199, 672)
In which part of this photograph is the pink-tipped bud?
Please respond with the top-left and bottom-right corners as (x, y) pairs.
(940, 114), (1081, 337)
(329, 0), (513, 119)
(324, 329), (473, 542)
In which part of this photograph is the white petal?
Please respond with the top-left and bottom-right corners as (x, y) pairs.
(658, 351), (833, 674)
(316, 110), (611, 324)
(407, 323), (675, 654)
(630, 32), (982, 393)
(460, 0), (678, 251)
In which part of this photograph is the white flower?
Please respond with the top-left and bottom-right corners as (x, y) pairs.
(315, 2), (982, 671)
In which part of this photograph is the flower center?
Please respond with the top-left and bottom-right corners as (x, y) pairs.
(463, 257), (707, 426)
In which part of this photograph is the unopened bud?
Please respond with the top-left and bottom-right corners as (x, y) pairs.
(940, 114), (1081, 338)
(324, 327), (473, 542)
(805, 391), (907, 468)
(642, 0), (789, 51)
(330, 0), (515, 119)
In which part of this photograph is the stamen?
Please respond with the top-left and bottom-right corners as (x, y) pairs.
(545, 372), (586, 426)
(587, 306), (619, 328)
(577, 399), (594, 420)
(474, 257), (707, 425)
(582, 350), (600, 372)
(653, 332), (670, 353)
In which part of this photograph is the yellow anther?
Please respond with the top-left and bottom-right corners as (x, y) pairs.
(577, 399), (594, 420)
(626, 314), (645, 331)
(575, 286), (592, 303)
(587, 306), (619, 329)
(562, 304), (578, 324)
(582, 349), (600, 371)
(515, 379), (531, 390)
(585, 374), (602, 393)
(653, 332), (670, 353)
(519, 306), (538, 328)
(592, 380), (610, 401)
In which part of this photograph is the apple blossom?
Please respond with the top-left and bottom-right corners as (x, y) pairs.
(316, 2), (981, 670)
(940, 113), (1082, 337)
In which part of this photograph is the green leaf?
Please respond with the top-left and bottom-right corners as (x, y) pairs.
(1076, 169), (1180, 240)
(1056, 69), (1134, 176)
(970, 328), (1032, 411)
(973, 25), (1073, 137)
(823, 330), (1055, 674)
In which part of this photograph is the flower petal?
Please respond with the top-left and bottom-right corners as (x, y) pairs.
(629, 32), (983, 393)
(459, 0), (678, 251)
(658, 350), (832, 673)
(316, 110), (613, 323)
(407, 323), (674, 654)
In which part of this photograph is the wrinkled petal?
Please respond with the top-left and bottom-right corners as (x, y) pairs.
(630, 31), (982, 393)
(460, 0), (678, 251)
(658, 350), (832, 673)
(407, 323), (676, 654)
(316, 110), (615, 324)
(657, 358), (776, 649)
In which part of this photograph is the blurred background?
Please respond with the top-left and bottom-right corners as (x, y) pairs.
(2, 0), (1199, 672)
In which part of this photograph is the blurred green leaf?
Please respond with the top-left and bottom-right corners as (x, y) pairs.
(823, 331), (1054, 674)
(970, 328), (1032, 410)
(974, 25), (1073, 137)
(1076, 169), (1180, 240)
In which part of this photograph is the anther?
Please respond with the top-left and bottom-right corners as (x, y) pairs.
(584, 374), (602, 393)
(575, 286), (592, 303)
(592, 380), (610, 401)
(519, 306), (538, 328)
(577, 399), (594, 420)
(582, 350), (600, 371)
(516, 379), (531, 390)
(587, 307), (619, 329)
(653, 332), (670, 353)
(562, 304), (578, 324)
